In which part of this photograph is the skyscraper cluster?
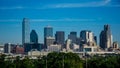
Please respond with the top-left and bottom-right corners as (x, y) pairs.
(21, 18), (118, 53)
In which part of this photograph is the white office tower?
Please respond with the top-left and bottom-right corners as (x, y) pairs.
(66, 39), (72, 51)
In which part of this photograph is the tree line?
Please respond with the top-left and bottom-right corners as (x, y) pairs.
(0, 52), (120, 68)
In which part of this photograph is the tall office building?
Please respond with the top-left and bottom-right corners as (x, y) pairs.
(100, 30), (106, 49)
(68, 32), (77, 44)
(44, 26), (53, 48)
(45, 37), (55, 47)
(100, 24), (112, 49)
(44, 26), (53, 38)
(30, 30), (38, 43)
(22, 18), (30, 45)
(55, 31), (65, 45)
(4, 43), (11, 53)
(80, 30), (94, 44)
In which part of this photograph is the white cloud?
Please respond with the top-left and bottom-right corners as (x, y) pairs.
(42, 0), (111, 9)
(0, 18), (95, 22)
(0, 0), (120, 10)
(31, 18), (95, 22)
(0, 6), (24, 10)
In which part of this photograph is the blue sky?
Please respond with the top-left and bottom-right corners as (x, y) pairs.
(0, 0), (120, 45)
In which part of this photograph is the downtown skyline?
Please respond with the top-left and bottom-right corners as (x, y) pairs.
(0, 0), (120, 45)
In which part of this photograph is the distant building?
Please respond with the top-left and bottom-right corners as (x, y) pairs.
(14, 45), (24, 54)
(76, 37), (81, 45)
(83, 45), (98, 52)
(0, 46), (4, 53)
(44, 26), (53, 38)
(100, 30), (106, 49)
(45, 37), (55, 48)
(4, 43), (15, 53)
(113, 42), (119, 49)
(66, 39), (72, 51)
(22, 18), (30, 45)
(71, 43), (79, 51)
(55, 31), (65, 45)
(28, 49), (41, 57)
(24, 43), (42, 53)
(100, 24), (112, 50)
(30, 30), (38, 43)
(94, 36), (97, 45)
(80, 30), (94, 45)
(68, 31), (77, 44)
(48, 44), (61, 52)
(44, 26), (53, 48)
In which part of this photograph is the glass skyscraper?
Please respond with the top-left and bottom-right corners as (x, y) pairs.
(44, 26), (53, 38)
(55, 31), (65, 45)
(30, 30), (38, 43)
(22, 18), (30, 45)
(68, 32), (77, 44)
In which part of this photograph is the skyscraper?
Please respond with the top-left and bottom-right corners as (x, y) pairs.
(45, 37), (55, 47)
(30, 30), (38, 43)
(80, 30), (94, 44)
(22, 18), (30, 45)
(44, 26), (53, 38)
(44, 26), (53, 48)
(100, 24), (112, 49)
(55, 31), (65, 45)
(100, 30), (105, 49)
(68, 32), (77, 44)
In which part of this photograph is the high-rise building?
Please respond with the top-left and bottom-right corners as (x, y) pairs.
(100, 24), (112, 49)
(44, 26), (53, 48)
(55, 31), (65, 45)
(4, 43), (15, 53)
(4, 43), (11, 53)
(80, 30), (94, 44)
(45, 37), (55, 48)
(100, 30), (106, 49)
(22, 18), (30, 45)
(30, 30), (38, 43)
(44, 26), (53, 38)
(68, 32), (77, 44)
(66, 39), (72, 51)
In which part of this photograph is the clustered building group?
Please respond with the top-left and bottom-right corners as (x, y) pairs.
(1, 18), (119, 57)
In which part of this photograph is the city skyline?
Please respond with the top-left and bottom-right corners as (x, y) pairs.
(0, 0), (120, 45)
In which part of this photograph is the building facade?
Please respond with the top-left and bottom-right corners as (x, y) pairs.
(22, 18), (30, 45)
(45, 37), (55, 48)
(30, 30), (38, 43)
(80, 30), (94, 45)
(100, 24), (112, 50)
(44, 26), (53, 48)
(55, 31), (65, 45)
(68, 31), (77, 44)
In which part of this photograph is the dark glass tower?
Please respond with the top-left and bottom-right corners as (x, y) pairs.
(44, 26), (53, 38)
(30, 30), (38, 43)
(68, 32), (77, 43)
(22, 18), (30, 45)
(100, 30), (106, 49)
(55, 31), (65, 45)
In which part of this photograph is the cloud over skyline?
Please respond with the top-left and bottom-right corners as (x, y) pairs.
(0, 18), (96, 22)
(0, 0), (120, 10)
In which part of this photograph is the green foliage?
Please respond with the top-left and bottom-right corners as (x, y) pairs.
(0, 53), (120, 68)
